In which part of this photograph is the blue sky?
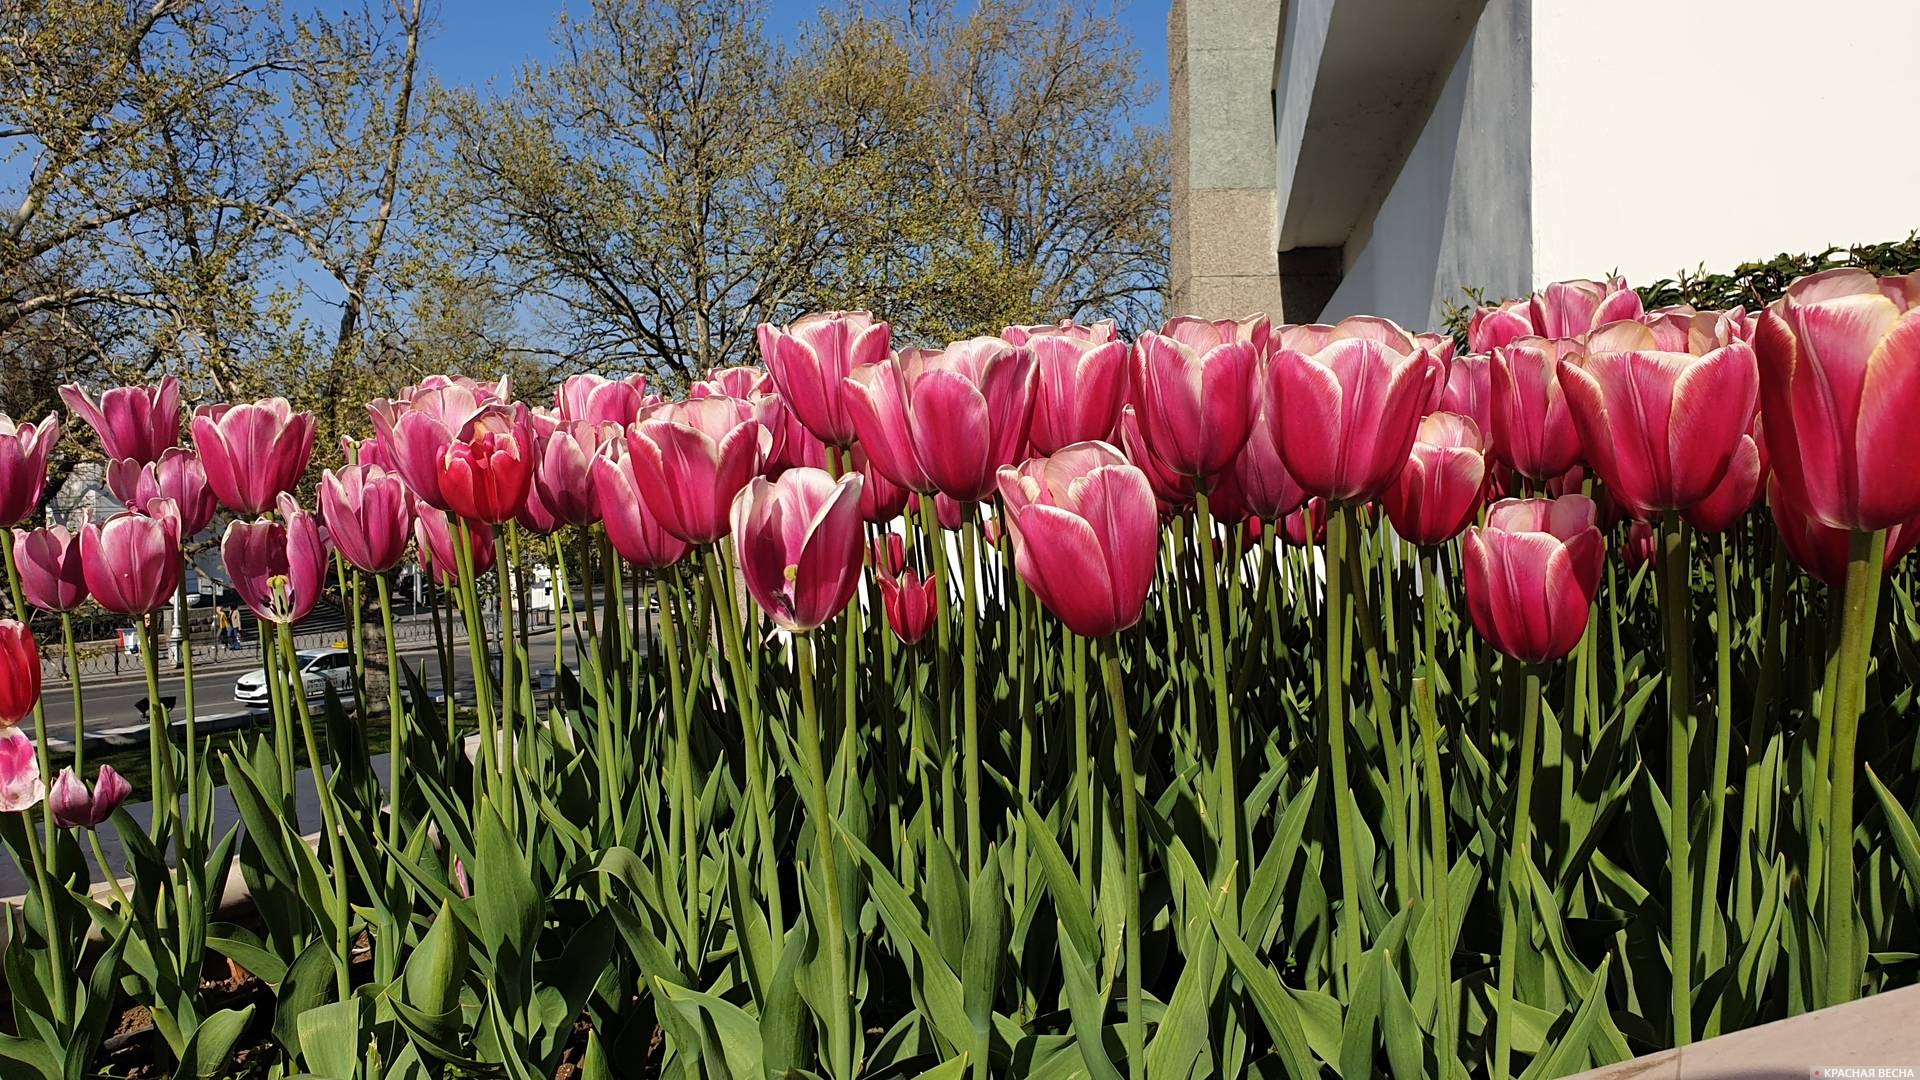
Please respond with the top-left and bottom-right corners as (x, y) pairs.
(423, 0), (1170, 124)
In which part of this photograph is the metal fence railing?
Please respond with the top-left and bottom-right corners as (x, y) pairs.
(34, 611), (503, 683)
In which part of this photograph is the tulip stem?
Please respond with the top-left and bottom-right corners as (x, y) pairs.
(1098, 636), (1144, 1080)
(1072, 632), (1094, 902)
(961, 513), (982, 880)
(18, 806), (69, 1026)
(1737, 538), (1789, 925)
(919, 497), (956, 845)
(1826, 528), (1886, 1008)
(1414, 673), (1453, 1073)
(136, 618), (176, 843)
(1699, 534), (1735, 991)
(712, 543), (782, 936)
(1324, 505), (1365, 990)
(178, 554), (201, 867)
(60, 612), (85, 777)
(375, 573), (406, 894)
(795, 631), (855, 1080)
(493, 531), (519, 786)
(1193, 489), (1239, 915)
(277, 620), (351, 999)
(1491, 661), (1542, 1080)
(1, 540), (53, 844)
(1659, 510), (1694, 1047)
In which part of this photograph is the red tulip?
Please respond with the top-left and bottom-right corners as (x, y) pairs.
(1118, 405), (1195, 511)
(0, 729), (44, 812)
(1437, 352), (1492, 431)
(759, 310), (891, 447)
(1684, 420), (1767, 535)
(627, 396), (768, 544)
(190, 398), (317, 517)
(871, 533), (906, 575)
(1464, 495), (1605, 663)
(1491, 337), (1585, 482)
(107, 447), (216, 537)
(1769, 479), (1920, 588)
(1267, 316), (1440, 504)
(12, 524), (87, 613)
(1468, 300), (1533, 353)
(535, 420), (620, 527)
(320, 464), (416, 573)
(0, 620), (40, 727)
(892, 339), (1038, 503)
(1130, 328), (1259, 484)
(731, 467), (866, 632)
(413, 502), (495, 585)
(222, 493), (328, 625)
(1025, 331), (1130, 454)
(1755, 268), (1920, 532)
(996, 441), (1158, 638)
(0, 413), (61, 528)
(1620, 519), (1658, 570)
(368, 383), (495, 511)
(81, 502), (182, 615)
(878, 567), (938, 644)
(1558, 321), (1759, 513)
(556, 373), (652, 426)
(1383, 412), (1490, 546)
(1281, 499), (1329, 546)
(439, 405), (536, 525)
(1001, 318), (1118, 346)
(59, 377), (179, 465)
(853, 445), (908, 524)
(933, 492), (968, 531)
(590, 441), (691, 570)
(1531, 277), (1643, 339)
(692, 365), (768, 400)
(49, 765), (131, 829)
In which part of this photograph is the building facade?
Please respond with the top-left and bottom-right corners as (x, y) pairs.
(1168, 0), (1920, 330)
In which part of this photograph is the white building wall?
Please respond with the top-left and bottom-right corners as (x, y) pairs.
(1529, 0), (1920, 288)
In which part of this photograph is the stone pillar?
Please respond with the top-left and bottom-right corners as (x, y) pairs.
(1167, 0), (1285, 320)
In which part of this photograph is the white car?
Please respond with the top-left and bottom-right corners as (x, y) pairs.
(234, 648), (355, 707)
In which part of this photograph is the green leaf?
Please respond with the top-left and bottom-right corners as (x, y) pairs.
(1518, 957), (1615, 1080)
(473, 799), (541, 968)
(297, 1000), (363, 1080)
(178, 1006), (256, 1080)
(1866, 765), (1920, 911)
(1057, 918), (1125, 1080)
(964, 848), (1010, 1061)
(1209, 906), (1319, 1080)
(655, 978), (764, 1079)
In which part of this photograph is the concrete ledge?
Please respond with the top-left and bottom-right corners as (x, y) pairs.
(1568, 984), (1920, 1079)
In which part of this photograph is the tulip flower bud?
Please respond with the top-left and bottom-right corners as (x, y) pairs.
(996, 441), (1159, 639)
(49, 765), (132, 829)
(81, 502), (183, 615)
(222, 493), (329, 625)
(731, 468), (866, 632)
(320, 464), (416, 573)
(878, 567), (938, 644)
(759, 311), (891, 447)
(0, 620), (41, 728)
(0, 413), (61, 529)
(1463, 495), (1605, 663)
(12, 525), (88, 613)
(60, 378), (180, 466)
(191, 398), (318, 516)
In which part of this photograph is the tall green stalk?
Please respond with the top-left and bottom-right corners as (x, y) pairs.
(1491, 662), (1542, 1080)
(961, 513), (982, 879)
(1193, 489), (1239, 915)
(1699, 534), (1735, 974)
(1660, 509), (1695, 1046)
(277, 620), (351, 998)
(1098, 636), (1144, 1080)
(795, 632), (854, 1080)
(1324, 505), (1365, 987)
(1825, 528), (1886, 1007)
(376, 574), (406, 888)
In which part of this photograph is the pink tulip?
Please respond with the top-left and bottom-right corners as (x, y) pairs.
(1437, 353), (1492, 432)
(191, 398), (317, 516)
(342, 433), (398, 472)
(223, 493), (328, 625)
(49, 765), (131, 829)
(1620, 519), (1658, 570)
(1130, 328), (1259, 484)
(854, 445), (908, 524)
(590, 441), (691, 570)
(1415, 331), (1458, 369)
(627, 396), (768, 544)
(1001, 318), (1118, 346)
(320, 464), (416, 573)
(1684, 419), (1767, 535)
(1558, 321), (1759, 513)
(439, 405), (537, 525)
(556, 373), (652, 426)
(1025, 331), (1130, 454)
(12, 524), (88, 613)
(1769, 479), (1920, 588)
(878, 567), (938, 644)
(996, 441), (1159, 638)
(754, 390), (829, 475)
(0, 413), (61, 528)
(845, 353), (934, 494)
(1464, 494), (1605, 663)
(368, 384), (495, 510)
(1491, 337), (1585, 482)
(107, 447), (217, 537)
(1383, 412), (1490, 546)
(1642, 305), (1744, 354)
(889, 339), (1038, 503)
(414, 502), (495, 585)
(758, 311), (892, 447)
(81, 502), (182, 615)
(536, 420), (620, 527)
(930, 492), (968, 531)
(1267, 316), (1441, 504)
(1281, 499), (1329, 546)
(1755, 268), (1920, 531)
(60, 377), (180, 465)
(1162, 314), (1272, 361)
(1117, 404), (1195, 512)
(871, 533), (906, 575)
(0, 729), (44, 812)
(1468, 300), (1534, 353)
(1, 620), (40, 727)
(731, 468), (866, 632)
(1531, 277), (1643, 339)
(693, 366), (768, 400)
(409, 374), (511, 402)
